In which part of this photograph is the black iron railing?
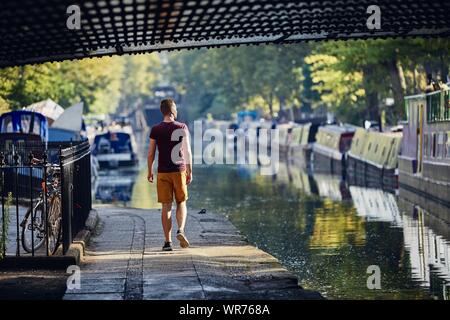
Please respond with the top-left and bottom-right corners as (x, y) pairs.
(0, 140), (92, 257)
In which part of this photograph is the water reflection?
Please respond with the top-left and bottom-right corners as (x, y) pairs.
(314, 173), (351, 202)
(93, 168), (138, 206)
(309, 199), (366, 250)
(350, 186), (402, 225)
(400, 201), (450, 299)
(101, 154), (450, 299)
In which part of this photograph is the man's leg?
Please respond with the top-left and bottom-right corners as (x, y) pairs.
(176, 201), (189, 248)
(176, 201), (187, 232)
(161, 202), (172, 243)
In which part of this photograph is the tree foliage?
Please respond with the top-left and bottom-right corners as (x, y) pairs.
(166, 44), (311, 120)
(0, 53), (162, 115)
(306, 38), (450, 124)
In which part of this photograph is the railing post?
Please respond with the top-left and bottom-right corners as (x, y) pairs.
(42, 152), (49, 256)
(28, 152), (34, 256)
(0, 152), (5, 258)
(13, 151), (20, 256)
(60, 147), (71, 254)
(87, 149), (92, 212)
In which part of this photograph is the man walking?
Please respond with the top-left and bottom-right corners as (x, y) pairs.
(147, 99), (192, 251)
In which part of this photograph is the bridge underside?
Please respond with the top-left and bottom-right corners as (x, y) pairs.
(0, 0), (449, 68)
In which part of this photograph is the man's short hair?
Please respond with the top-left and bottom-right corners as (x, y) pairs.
(160, 99), (176, 116)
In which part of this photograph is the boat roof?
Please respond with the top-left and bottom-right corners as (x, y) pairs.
(319, 124), (356, 134)
(405, 88), (449, 100)
(0, 109), (47, 121)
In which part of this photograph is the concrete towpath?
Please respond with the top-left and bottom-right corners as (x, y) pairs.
(64, 205), (322, 300)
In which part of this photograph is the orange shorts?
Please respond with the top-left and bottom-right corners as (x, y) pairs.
(156, 171), (188, 203)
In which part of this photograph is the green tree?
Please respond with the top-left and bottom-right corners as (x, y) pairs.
(306, 38), (450, 125)
(119, 54), (162, 111)
(167, 44), (311, 120)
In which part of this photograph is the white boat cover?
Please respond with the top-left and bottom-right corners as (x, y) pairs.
(51, 102), (84, 132)
(25, 99), (64, 121)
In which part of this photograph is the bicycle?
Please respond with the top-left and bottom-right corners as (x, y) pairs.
(20, 164), (62, 255)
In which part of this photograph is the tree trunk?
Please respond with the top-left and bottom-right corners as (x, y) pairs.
(362, 65), (380, 126)
(268, 91), (274, 119)
(386, 57), (406, 120)
(412, 66), (417, 94)
(440, 54), (448, 83)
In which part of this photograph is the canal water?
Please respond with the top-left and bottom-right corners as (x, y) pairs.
(93, 158), (450, 300)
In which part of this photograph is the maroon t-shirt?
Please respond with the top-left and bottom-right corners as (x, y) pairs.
(150, 121), (189, 173)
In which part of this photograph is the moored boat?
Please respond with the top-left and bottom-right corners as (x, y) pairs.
(278, 123), (294, 154)
(288, 122), (316, 169)
(92, 131), (139, 169)
(398, 89), (450, 213)
(312, 124), (355, 175)
(347, 128), (402, 192)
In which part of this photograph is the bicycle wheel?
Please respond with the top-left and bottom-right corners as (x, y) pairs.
(21, 200), (46, 253)
(47, 195), (62, 255)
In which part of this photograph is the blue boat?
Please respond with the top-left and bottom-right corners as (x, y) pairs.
(92, 131), (138, 169)
(0, 110), (48, 144)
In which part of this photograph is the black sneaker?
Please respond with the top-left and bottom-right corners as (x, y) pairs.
(162, 241), (173, 251)
(176, 230), (190, 248)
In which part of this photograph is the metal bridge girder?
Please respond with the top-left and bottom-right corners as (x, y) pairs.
(0, 0), (449, 67)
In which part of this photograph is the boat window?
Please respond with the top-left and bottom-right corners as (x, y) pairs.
(411, 104), (417, 124)
(367, 142), (372, 152)
(1, 115), (13, 133)
(437, 133), (444, 158)
(381, 146), (386, 157)
(432, 133), (437, 158)
(32, 116), (41, 135)
(446, 132), (450, 158)
(20, 114), (32, 133)
(444, 132), (448, 158)
(424, 134), (429, 157)
(374, 144), (378, 154)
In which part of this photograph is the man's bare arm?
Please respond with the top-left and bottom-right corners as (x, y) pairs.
(183, 128), (193, 184)
(147, 138), (157, 183)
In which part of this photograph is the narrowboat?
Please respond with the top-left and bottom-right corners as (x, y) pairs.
(312, 124), (355, 175)
(1, 107), (99, 184)
(347, 128), (402, 192)
(142, 86), (183, 127)
(398, 89), (450, 214)
(0, 110), (49, 197)
(0, 110), (48, 160)
(288, 122), (318, 169)
(278, 123), (294, 154)
(0, 110), (48, 142)
(92, 131), (138, 169)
